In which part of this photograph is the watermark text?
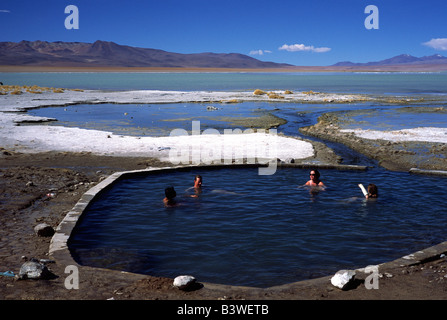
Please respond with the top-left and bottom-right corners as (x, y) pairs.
(168, 121), (278, 175)
(64, 265), (79, 290)
(365, 5), (379, 30)
(65, 5), (79, 30)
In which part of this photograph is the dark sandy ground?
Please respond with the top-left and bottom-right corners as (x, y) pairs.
(1, 131), (447, 305)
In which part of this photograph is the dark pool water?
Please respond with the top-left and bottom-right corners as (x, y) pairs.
(68, 167), (447, 288)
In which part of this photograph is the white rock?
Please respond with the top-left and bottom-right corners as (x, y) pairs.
(173, 275), (196, 290)
(34, 223), (55, 237)
(330, 269), (356, 290)
(18, 260), (49, 280)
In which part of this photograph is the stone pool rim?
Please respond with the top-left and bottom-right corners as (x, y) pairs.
(49, 162), (447, 290)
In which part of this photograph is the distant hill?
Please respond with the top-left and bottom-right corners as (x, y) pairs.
(0, 40), (293, 69)
(2, 41), (447, 71)
(333, 54), (447, 67)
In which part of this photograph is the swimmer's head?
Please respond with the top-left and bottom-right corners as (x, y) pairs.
(368, 184), (378, 197)
(310, 169), (320, 179)
(194, 175), (202, 187)
(165, 186), (176, 199)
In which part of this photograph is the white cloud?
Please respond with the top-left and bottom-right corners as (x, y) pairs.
(0, 10), (10, 13)
(279, 43), (331, 53)
(249, 49), (272, 56)
(423, 38), (447, 51)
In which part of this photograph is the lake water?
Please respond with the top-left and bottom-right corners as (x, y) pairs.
(338, 107), (447, 131)
(25, 102), (282, 137)
(9, 72), (447, 140)
(2, 71), (447, 94)
(68, 166), (447, 288)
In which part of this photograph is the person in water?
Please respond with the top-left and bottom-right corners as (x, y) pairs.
(188, 175), (203, 198)
(163, 186), (177, 207)
(305, 169), (326, 188)
(193, 175), (202, 189)
(365, 183), (378, 199)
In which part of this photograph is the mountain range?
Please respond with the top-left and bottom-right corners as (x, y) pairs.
(1, 40), (447, 70)
(333, 54), (447, 67)
(0, 40), (292, 69)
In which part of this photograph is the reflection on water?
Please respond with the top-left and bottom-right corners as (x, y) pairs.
(69, 167), (447, 288)
(26, 102), (286, 137)
(339, 106), (447, 131)
(26, 100), (447, 140)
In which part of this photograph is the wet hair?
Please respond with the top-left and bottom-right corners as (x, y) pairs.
(310, 169), (320, 179)
(165, 186), (177, 199)
(368, 184), (378, 198)
(194, 175), (202, 182)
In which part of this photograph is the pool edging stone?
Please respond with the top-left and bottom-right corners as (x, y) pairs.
(49, 162), (447, 290)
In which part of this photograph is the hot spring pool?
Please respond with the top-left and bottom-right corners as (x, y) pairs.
(68, 167), (447, 288)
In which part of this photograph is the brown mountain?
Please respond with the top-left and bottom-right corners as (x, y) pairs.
(333, 54), (447, 67)
(0, 40), (293, 69)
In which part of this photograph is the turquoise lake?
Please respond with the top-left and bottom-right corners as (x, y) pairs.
(2, 71), (447, 94)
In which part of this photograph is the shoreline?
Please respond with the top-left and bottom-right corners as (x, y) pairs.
(1, 87), (445, 167)
(0, 87), (369, 160)
(300, 111), (447, 172)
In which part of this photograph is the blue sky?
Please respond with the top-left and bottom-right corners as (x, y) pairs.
(1, 0), (447, 66)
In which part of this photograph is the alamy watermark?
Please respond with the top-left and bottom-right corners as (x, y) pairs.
(365, 5), (379, 30)
(63, 5), (378, 31)
(364, 265), (380, 290)
(64, 265), (79, 290)
(168, 121), (279, 175)
(64, 5), (79, 30)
